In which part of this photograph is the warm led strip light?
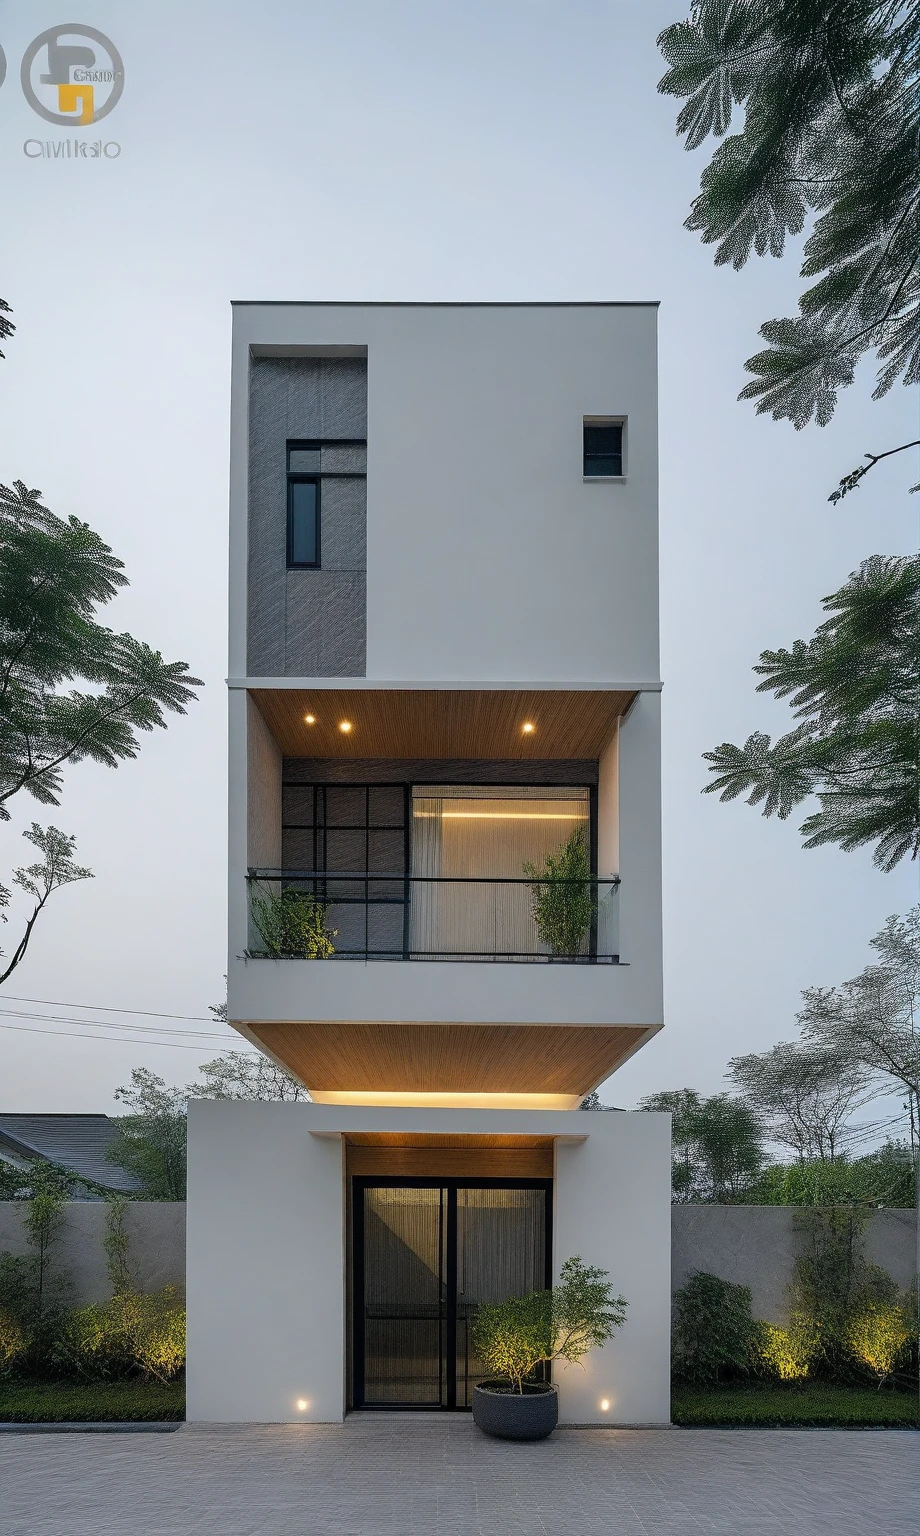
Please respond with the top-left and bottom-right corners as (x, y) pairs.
(309, 1089), (582, 1110)
(414, 811), (586, 820)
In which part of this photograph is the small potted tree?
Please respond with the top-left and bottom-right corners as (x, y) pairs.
(471, 1256), (627, 1440)
(524, 828), (595, 959)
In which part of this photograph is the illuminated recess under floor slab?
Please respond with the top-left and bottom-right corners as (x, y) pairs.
(308, 1089), (583, 1110)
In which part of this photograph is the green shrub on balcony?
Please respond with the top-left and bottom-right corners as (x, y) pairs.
(250, 885), (336, 959)
(524, 828), (594, 958)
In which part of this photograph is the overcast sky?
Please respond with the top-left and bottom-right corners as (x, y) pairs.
(0, 0), (915, 1116)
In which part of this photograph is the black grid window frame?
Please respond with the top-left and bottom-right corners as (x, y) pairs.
(583, 418), (625, 478)
(285, 438), (367, 572)
(281, 782), (411, 959)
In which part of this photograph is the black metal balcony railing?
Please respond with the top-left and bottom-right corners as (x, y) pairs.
(245, 870), (621, 963)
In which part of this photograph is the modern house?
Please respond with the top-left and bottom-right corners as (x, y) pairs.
(187, 301), (671, 1425)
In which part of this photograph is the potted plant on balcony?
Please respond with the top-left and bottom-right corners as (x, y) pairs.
(524, 827), (595, 959)
(471, 1256), (627, 1440)
(249, 884), (337, 958)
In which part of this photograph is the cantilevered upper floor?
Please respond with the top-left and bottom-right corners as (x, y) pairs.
(226, 302), (663, 1106)
(229, 301), (660, 688)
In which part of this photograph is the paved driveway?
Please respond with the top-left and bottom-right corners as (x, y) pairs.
(1, 1415), (916, 1535)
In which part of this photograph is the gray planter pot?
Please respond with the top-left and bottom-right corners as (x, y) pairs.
(472, 1382), (559, 1441)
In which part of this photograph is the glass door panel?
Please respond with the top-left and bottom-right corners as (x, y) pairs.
(455, 1187), (547, 1407)
(362, 1186), (446, 1405)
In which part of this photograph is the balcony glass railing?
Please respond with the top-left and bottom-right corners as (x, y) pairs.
(245, 871), (621, 963)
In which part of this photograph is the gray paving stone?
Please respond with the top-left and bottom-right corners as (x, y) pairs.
(0, 1418), (916, 1536)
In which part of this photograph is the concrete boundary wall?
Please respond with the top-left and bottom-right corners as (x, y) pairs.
(0, 1201), (913, 1320)
(671, 1205), (917, 1324)
(0, 1201), (185, 1305)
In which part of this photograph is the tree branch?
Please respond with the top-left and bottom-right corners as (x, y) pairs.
(829, 440), (920, 503)
(0, 889), (51, 986)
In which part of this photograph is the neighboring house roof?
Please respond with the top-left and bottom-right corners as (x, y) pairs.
(0, 1114), (141, 1195)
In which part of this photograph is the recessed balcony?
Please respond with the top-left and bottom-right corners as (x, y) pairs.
(247, 780), (619, 963)
(231, 683), (663, 1097)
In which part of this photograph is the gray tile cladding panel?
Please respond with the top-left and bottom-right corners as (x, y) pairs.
(284, 572), (367, 677)
(318, 477), (366, 570)
(247, 357), (367, 676)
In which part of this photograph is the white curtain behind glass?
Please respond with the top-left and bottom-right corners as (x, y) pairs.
(410, 786), (589, 958)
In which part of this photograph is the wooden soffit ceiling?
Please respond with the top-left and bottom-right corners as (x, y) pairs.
(242, 1021), (646, 1096)
(249, 688), (635, 760)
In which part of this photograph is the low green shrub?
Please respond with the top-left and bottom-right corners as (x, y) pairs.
(0, 1377), (185, 1423)
(0, 1309), (25, 1374)
(788, 1207), (902, 1381)
(55, 1287), (186, 1383)
(671, 1272), (761, 1384)
(846, 1300), (916, 1388)
(0, 1251), (71, 1380)
(756, 1314), (819, 1382)
(672, 1382), (918, 1428)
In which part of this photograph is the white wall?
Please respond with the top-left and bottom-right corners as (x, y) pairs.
(186, 1099), (346, 1423)
(229, 303), (660, 686)
(555, 1110), (671, 1425)
(597, 723), (619, 876)
(228, 952), (660, 1030)
(186, 1102), (671, 1426)
(616, 691), (664, 1028)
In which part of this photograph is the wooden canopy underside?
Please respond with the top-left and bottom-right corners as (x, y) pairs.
(250, 688), (636, 760)
(239, 1021), (649, 1096)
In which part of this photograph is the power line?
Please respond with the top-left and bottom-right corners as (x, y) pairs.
(0, 1007), (228, 1041)
(0, 992), (216, 1023)
(0, 1021), (236, 1052)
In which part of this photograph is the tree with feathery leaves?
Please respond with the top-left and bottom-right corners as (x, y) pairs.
(658, 1), (920, 500)
(702, 554), (919, 869)
(0, 478), (202, 981)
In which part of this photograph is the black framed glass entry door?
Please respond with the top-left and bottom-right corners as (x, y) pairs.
(353, 1179), (551, 1409)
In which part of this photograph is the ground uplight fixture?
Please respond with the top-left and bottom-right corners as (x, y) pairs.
(522, 722), (535, 734)
(304, 714), (316, 724)
(339, 720), (353, 733)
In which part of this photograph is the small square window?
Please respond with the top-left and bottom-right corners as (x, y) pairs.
(287, 478), (319, 567)
(583, 419), (624, 477)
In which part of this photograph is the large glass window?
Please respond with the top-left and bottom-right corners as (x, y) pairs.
(410, 785), (591, 958)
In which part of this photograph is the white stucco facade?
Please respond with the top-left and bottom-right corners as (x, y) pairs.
(186, 1101), (672, 1426)
(228, 301), (660, 685)
(193, 301), (671, 1427)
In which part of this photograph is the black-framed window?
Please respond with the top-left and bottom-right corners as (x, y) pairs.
(287, 478), (319, 567)
(583, 419), (624, 477)
(286, 438), (367, 570)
